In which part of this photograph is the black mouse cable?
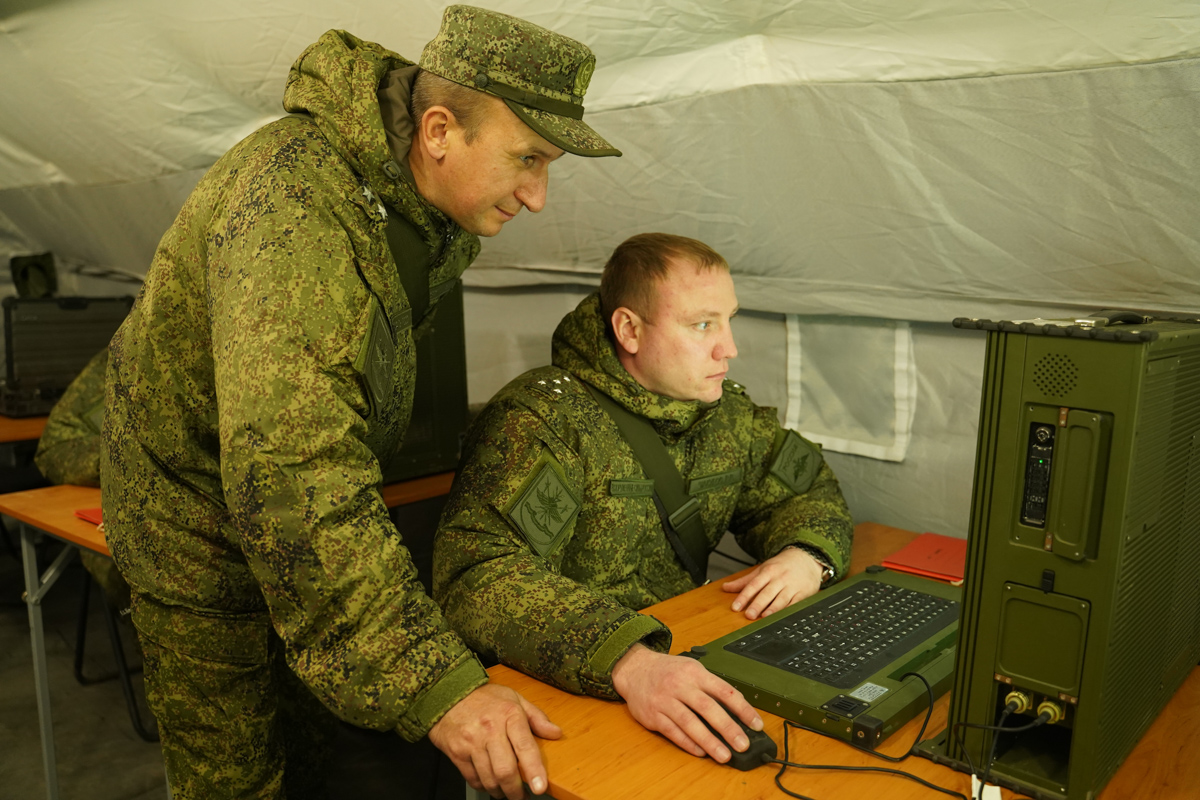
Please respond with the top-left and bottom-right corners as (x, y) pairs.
(767, 720), (969, 800)
(767, 672), (937, 763)
(766, 673), (968, 800)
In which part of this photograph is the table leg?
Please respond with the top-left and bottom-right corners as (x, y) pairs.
(21, 525), (75, 800)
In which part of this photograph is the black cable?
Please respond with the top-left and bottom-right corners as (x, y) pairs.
(769, 753), (969, 800)
(979, 706), (1013, 794)
(952, 709), (1052, 800)
(768, 672), (968, 800)
(775, 672), (936, 763)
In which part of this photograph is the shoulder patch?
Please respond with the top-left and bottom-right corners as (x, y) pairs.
(769, 430), (822, 495)
(505, 454), (581, 556)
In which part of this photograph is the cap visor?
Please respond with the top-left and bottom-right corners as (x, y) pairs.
(504, 100), (622, 158)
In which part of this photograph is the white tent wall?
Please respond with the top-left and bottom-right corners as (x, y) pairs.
(2, 1), (1197, 536)
(464, 286), (986, 536)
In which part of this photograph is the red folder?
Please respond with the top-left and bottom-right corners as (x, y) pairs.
(74, 507), (103, 526)
(882, 532), (967, 583)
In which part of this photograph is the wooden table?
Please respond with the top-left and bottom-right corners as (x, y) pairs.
(2, 472), (456, 800)
(2, 485), (104, 800)
(0, 413), (48, 444)
(486, 522), (1200, 800)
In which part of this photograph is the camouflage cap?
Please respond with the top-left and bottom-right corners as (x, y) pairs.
(419, 5), (620, 158)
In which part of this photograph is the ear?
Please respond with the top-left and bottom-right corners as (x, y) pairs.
(415, 106), (454, 161)
(611, 307), (643, 355)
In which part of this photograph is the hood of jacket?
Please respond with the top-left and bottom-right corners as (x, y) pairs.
(282, 30), (458, 247)
(552, 293), (721, 439)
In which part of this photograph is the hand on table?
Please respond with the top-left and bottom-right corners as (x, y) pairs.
(721, 546), (824, 620)
(611, 643), (763, 763)
(428, 683), (562, 800)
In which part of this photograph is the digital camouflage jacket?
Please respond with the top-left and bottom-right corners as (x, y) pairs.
(102, 30), (486, 741)
(35, 346), (107, 487)
(434, 294), (854, 699)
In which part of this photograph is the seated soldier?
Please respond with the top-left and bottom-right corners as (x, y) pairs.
(434, 232), (854, 765)
(34, 346), (129, 608)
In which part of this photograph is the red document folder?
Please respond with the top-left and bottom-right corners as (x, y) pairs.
(882, 532), (968, 583)
(74, 507), (103, 526)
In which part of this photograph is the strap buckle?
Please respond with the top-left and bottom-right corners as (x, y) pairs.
(668, 496), (702, 531)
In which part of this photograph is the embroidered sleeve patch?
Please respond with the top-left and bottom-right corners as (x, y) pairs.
(687, 468), (744, 495)
(769, 431), (822, 495)
(354, 299), (395, 408)
(610, 478), (655, 497)
(506, 459), (582, 556)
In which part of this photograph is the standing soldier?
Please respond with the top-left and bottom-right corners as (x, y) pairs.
(101, 7), (620, 799)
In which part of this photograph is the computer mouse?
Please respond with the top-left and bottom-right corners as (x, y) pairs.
(698, 705), (778, 770)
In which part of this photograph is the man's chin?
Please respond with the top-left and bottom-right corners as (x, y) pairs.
(461, 220), (503, 237)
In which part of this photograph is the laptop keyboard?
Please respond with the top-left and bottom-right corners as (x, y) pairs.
(722, 580), (958, 690)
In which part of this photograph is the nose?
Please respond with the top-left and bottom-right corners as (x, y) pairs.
(715, 325), (738, 362)
(514, 169), (549, 213)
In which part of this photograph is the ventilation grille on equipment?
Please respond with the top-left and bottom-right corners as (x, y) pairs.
(1032, 353), (1078, 398)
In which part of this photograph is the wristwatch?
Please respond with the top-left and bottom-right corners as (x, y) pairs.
(788, 544), (836, 586)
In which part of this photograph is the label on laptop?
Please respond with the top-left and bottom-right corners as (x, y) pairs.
(849, 683), (889, 702)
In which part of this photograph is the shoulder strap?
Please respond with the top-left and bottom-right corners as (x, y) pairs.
(384, 211), (432, 329)
(583, 382), (709, 585)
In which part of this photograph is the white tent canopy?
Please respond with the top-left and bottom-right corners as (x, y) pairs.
(2, 0), (1197, 534)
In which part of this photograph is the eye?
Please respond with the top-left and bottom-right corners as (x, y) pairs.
(696, 321), (711, 331)
(518, 155), (536, 166)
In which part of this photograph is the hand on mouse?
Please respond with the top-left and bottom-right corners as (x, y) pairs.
(611, 644), (763, 763)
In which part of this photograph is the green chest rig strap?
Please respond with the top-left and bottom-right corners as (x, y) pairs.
(583, 382), (709, 586)
(383, 209), (437, 329)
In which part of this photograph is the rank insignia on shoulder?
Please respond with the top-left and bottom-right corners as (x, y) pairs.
(505, 455), (581, 557)
(769, 430), (822, 495)
(530, 372), (575, 399)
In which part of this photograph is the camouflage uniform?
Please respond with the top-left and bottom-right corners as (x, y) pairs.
(34, 347), (130, 606)
(35, 346), (106, 487)
(434, 294), (854, 699)
(102, 31), (485, 798)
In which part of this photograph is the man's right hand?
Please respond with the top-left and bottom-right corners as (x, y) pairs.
(610, 644), (763, 763)
(428, 683), (562, 800)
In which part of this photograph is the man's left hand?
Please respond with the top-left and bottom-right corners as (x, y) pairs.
(721, 547), (823, 620)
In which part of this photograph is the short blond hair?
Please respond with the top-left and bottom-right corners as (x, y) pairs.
(599, 233), (729, 332)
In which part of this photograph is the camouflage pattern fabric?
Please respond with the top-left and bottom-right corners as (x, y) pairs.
(34, 346), (107, 487)
(34, 347), (132, 608)
(101, 31), (488, 793)
(434, 294), (854, 699)
(140, 627), (336, 799)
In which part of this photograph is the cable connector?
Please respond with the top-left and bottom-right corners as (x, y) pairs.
(1034, 701), (1063, 725)
(1002, 691), (1031, 715)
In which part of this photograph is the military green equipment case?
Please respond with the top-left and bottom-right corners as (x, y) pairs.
(0, 296), (133, 417)
(916, 311), (1200, 800)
